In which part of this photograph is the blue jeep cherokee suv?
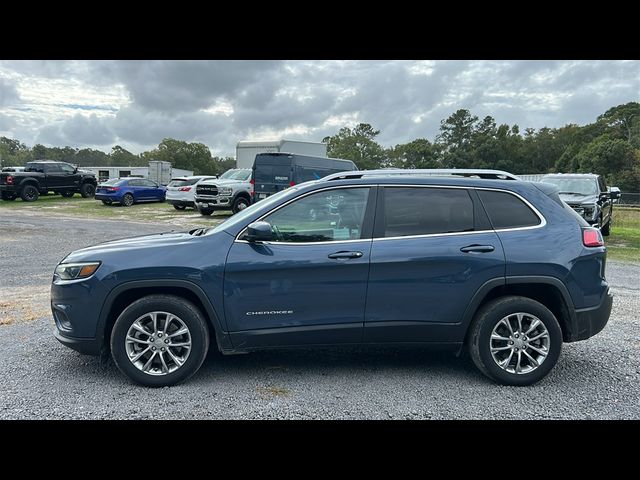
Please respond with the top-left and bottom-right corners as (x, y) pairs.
(51, 169), (613, 387)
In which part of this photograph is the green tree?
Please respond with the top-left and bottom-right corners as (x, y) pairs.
(388, 139), (440, 169)
(322, 123), (385, 169)
(142, 138), (215, 175)
(597, 102), (640, 143)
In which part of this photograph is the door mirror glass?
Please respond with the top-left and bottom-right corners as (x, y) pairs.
(246, 221), (273, 242)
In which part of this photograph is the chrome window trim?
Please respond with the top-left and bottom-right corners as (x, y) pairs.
(233, 183), (546, 245)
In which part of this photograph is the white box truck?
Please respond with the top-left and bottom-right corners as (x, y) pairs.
(235, 139), (327, 169)
(148, 161), (173, 185)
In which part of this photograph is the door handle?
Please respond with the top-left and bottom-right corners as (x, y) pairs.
(328, 251), (363, 259)
(460, 245), (495, 253)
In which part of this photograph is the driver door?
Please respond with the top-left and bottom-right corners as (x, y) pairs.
(223, 186), (376, 349)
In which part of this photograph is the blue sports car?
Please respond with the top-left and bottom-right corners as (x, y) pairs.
(95, 178), (167, 207)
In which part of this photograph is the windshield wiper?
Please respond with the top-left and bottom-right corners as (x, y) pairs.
(558, 191), (586, 195)
(189, 228), (210, 236)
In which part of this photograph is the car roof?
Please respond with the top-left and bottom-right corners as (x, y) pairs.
(27, 160), (68, 164)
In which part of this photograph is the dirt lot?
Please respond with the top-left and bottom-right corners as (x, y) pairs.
(0, 209), (638, 419)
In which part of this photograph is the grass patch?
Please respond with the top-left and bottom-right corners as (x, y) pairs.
(0, 193), (232, 227)
(606, 207), (640, 263)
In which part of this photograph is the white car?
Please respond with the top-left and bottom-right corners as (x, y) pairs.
(165, 175), (218, 210)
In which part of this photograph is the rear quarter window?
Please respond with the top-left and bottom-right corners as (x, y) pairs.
(382, 187), (474, 237)
(477, 190), (541, 229)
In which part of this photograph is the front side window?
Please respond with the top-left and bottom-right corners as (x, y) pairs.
(382, 187), (474, 237)
(59, 163), (75, 174)
(261, 187), (370, 243)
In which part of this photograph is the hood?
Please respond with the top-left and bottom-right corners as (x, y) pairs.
(557, 192), (598, 204)
(62, 230), (195, 263)
(199, 178), (244, 186)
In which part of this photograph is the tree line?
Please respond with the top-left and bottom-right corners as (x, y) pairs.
(0, 138), (236, 177)
(1, 102), (638, 191)
(322, 102), (640, 191)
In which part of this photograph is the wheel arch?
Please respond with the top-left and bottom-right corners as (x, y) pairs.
(97, 280), (231, 355)
(462, 276), (576, 343)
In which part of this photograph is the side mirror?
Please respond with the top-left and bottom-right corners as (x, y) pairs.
(246, 221), (273, 242)
(609, 187), (621, 200)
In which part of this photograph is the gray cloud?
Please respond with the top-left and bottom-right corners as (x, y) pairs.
(0, 60), (638, 157)
(0, 76), (20, 107)
(36, 114), (115, 147)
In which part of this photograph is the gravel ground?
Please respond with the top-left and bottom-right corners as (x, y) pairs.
(0, 210), (638, 419)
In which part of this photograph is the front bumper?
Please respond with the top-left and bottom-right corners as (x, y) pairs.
(53, 328), (103, 355)
(565, 287), (613, 342)
(195, 195), (232, 209)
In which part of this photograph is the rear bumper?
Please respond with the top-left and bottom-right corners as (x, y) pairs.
(95, 193), (122, 202)
(0, 185), (17, 193)
(167, 199), (194, 208)
(565, 287), (613, 342)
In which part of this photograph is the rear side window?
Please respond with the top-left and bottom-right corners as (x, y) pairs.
(255, 164), (291, 184)
(383, 187), (474, 237)
(295, 166), (332, 183)
(477, 190), (541, 229)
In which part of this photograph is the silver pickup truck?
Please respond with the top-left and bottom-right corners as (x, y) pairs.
(194, 168), (252, 215)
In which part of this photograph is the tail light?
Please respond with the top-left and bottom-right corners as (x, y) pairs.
(249, 178), (255, 196)
(6, 175), (13, 185)
(105, 187), (120, 192)
(289, 181), (295, 187)
(582, 227), (604, 247)
(178, 187), (192, 192)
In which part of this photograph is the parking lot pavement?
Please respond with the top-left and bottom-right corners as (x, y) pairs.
(0, 210), (638, 419)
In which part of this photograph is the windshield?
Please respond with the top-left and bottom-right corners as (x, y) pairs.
(205, 185), (305, 236)
(542, 177), (598, 196)
(219, 169), (250, 181)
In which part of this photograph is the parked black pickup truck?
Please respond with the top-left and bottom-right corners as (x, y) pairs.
(0, 160), (97, 202)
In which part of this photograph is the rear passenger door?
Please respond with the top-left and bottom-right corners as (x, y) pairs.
(363, 186), (505, 343)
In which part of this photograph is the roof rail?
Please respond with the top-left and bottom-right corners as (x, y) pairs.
(323, 168), (521, 181)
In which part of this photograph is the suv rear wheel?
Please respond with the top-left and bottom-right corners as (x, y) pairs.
(110, 295), (210, 387)
(468, 296), (562, 386)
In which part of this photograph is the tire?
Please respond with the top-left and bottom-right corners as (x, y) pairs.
(1, 192), (17, 201)
(110, 295), (210, 387)
(468, 296), (562, 386)
(198, 207), (214, 216)
(61, 191), (75, 198)
(121, 193), (134, 207)
(101, 200), (112, 206)
(173, 204), (186, 210)
(80, 183), (96, 198)
(232, 196), (250, 214)
(20, 185), (39, 202)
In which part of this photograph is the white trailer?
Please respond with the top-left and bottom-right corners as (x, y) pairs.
(82, 163), (193, 184)
(235, 139), (327, 169)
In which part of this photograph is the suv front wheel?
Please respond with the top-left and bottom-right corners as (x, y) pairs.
(110, 295), (210, 387)
(468, 296), (562, 386)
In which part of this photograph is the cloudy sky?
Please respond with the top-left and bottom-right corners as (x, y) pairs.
(0, 60), (638, 157)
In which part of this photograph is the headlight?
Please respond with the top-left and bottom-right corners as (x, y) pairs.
(583, 204), (597, 220)
(218, 187), (233, 196)
(54, 262), (101, 282)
